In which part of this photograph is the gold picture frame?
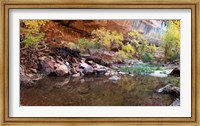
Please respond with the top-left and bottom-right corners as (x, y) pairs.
(0, 0), (199, 125)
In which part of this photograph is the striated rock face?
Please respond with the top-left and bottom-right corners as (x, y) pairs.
(58, 20), (132, 34)
(43, 20), (133, 43)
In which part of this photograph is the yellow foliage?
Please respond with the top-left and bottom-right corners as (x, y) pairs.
(91, 27), (123, 49)
(127, 30), (156, 62)
(116, 50), (129, 62)
(162, 20), (180, 61)
(149, 44), (156, 53)
(122, 43), (136, 55)
(21, 20), (48, 32)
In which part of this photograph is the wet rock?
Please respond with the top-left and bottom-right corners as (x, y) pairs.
(105, 72), (110, 76)
(93, 64), (108, 76)
(157, 84), (180, 97)
(169, 68), (180, 77)
(94, 69), (107, 76)
(170, 98), (180, 106)
(119, 72), (126, 75)
(73, 72), (84, 78)
(80, 62), (94, 74)
(55, 64), (69, 76)
(20, 66), (34, 87)
(20, 75), (34, 87)
(109, 75), (121, 81)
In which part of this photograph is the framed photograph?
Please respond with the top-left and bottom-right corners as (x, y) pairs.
(1, 0), (199, 125)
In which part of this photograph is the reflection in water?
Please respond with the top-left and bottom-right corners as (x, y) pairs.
(20, 75), (174, 106)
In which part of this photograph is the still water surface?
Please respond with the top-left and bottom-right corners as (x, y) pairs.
(20, 75), (174, 106)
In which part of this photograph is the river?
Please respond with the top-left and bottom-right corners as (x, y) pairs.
(20, 75), (176, 106)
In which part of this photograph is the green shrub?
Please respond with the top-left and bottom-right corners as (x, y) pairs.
(22, 33), (44, 47)
(141, 52), (154, 63)
(132, 63), (162, 75)
(120, 66), (135, 73)
(20, 20), (48, 48)
(127, 30), (156, 62)
(77, 38), (100, 53)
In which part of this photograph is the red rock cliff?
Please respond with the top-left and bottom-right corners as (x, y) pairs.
(43, 20), (133, 44)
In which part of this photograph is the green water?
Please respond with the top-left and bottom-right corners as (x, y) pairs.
(20, 75), (177, 106)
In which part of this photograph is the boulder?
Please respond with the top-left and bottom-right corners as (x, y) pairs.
(72, 72), (81, 78)
(80, 62), (94, 74)
(93, 64), (109, 76)
(169, 68), (180, 77)
(94, 69), (107, 76)
(157, 84), (180, 97)
(55, 64), (69, 76)
(39, 59), (54, 75)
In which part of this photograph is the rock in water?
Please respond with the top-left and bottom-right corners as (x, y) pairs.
(80, 62), (94, 74)
(20, 66), (34, 87)
(157, 84), (180, 97)
(55, 64), (69, 76)
(94, 69), (107, 76)
(170, 98), (180, 106)
(169, 68), (180, 77)
(109, 75), (121, 81)
(72, 72), (81, 78)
